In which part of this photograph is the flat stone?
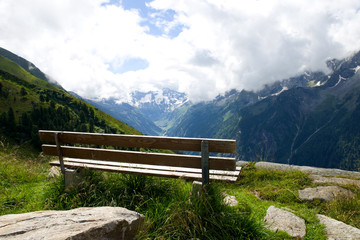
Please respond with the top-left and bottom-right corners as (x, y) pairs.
(255, 161), (360, 178)
(236, 161), (250, 167)
(0, 207), (144, 240)
(298, 186), (355, 201)
(317, 214), (360, 240)
(263, 206), (306, 238)
(309, 175), (360, 186)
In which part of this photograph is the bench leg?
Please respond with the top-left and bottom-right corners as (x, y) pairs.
(201, 140), (209, 186)
(65, 168), (85, 190)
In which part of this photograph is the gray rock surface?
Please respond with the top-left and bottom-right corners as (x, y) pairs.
(298, 186), (355, 201)
(0, 207), (144, 240)
(263, 206), (306, 238)
(317, 214), (360, 240)
(254, 161), (360, 178)
(236, 161), (250, 167)
(309, 174), (360, 186)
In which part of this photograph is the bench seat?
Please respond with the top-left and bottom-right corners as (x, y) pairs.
(50, 158), (241, 182)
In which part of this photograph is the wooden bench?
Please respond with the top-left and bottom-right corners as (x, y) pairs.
(39, 130), (241, 184)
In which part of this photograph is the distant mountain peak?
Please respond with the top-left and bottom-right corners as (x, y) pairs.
(127, 88), (190, 112)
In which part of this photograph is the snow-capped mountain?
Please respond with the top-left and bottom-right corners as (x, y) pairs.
(126, 88), (190, 122)
(80, 88), (191, 135)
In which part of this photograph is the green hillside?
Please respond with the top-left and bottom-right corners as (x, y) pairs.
(0, 55), (57, 90)
(0, 53), (140, 148)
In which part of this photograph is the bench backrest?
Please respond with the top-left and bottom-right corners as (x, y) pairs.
(39, 130), (237, 180)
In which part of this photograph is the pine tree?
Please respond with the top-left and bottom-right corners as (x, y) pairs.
(20, 87), (27, 96)
(7, 107), (15, 130)
(89, 118), (94, 132)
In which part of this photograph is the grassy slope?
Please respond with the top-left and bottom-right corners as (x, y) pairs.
(0, 55), (56, 90)
(0, 137), (50, 215)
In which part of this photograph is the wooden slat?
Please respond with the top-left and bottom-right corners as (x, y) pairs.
(50, 161), (239, 182)
(42, 145), (236, 171)
(39, 130), (236, 154)
(59, 158), (241, 176)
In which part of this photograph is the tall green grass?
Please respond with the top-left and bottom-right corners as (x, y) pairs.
(0, 137), (49, 215)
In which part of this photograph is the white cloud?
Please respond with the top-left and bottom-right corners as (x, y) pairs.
(1, 0), (360, 102)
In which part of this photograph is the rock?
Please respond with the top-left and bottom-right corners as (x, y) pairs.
(317, 214), (360, 240)
(309, 175), (360, 187)
(192, 181), (204, 197)
(263, 206), (306, 238)
(48, 166), (61, 178)
(222, 193), (238, 206)
(236, 161), (250, 167)
(0, 207), (144, 240)
(298, 186), (355, 201)
(255, 161), (360, 178)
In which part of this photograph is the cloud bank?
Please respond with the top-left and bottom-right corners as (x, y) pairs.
(1, 0), (360, 102)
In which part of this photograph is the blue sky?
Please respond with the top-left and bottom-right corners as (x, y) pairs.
(1, 0), (360, 102)
(107, 0), (184, 38)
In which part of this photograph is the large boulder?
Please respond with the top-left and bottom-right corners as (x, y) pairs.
(298, 186), (355, 201)
(0, 207), (144, 240)
(263, 206), (306, 239)
(317, 214), (360, 240)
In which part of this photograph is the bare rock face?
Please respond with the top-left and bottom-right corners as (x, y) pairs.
(317, 214), (360, 240)
(298, 186), (355, 201)
(0, 207), (144, 240)
(263, 206), (306, 239)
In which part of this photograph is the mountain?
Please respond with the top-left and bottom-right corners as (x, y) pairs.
(128, 88), (191, 132)
(0, 47), (62, 88)
(83, 97), (162, 136)
(166, 71), (327, 138)
(81, 88), (191, 135)
(166, 51), (360, 171)
(128, 88), (190, 122)
(236, 52), (360, 170)
(0, 47), (140, 147)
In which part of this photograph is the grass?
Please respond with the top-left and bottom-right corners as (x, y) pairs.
(1, 142), (360, 239)
(0, 137), (50, 215)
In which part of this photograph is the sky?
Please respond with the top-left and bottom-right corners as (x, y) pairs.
(1, 0), (360, 102)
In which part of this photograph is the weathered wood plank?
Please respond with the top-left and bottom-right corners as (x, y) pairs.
(58, 158), (241, 176)
(43, 145), (236, 171)
(39, 130), (236, 153)
(49, 160), (239, 182)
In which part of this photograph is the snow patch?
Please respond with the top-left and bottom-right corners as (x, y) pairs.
(332, 75), (347, 88)
(271, 86), (289, 96)
(352, 65), (360, 73)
